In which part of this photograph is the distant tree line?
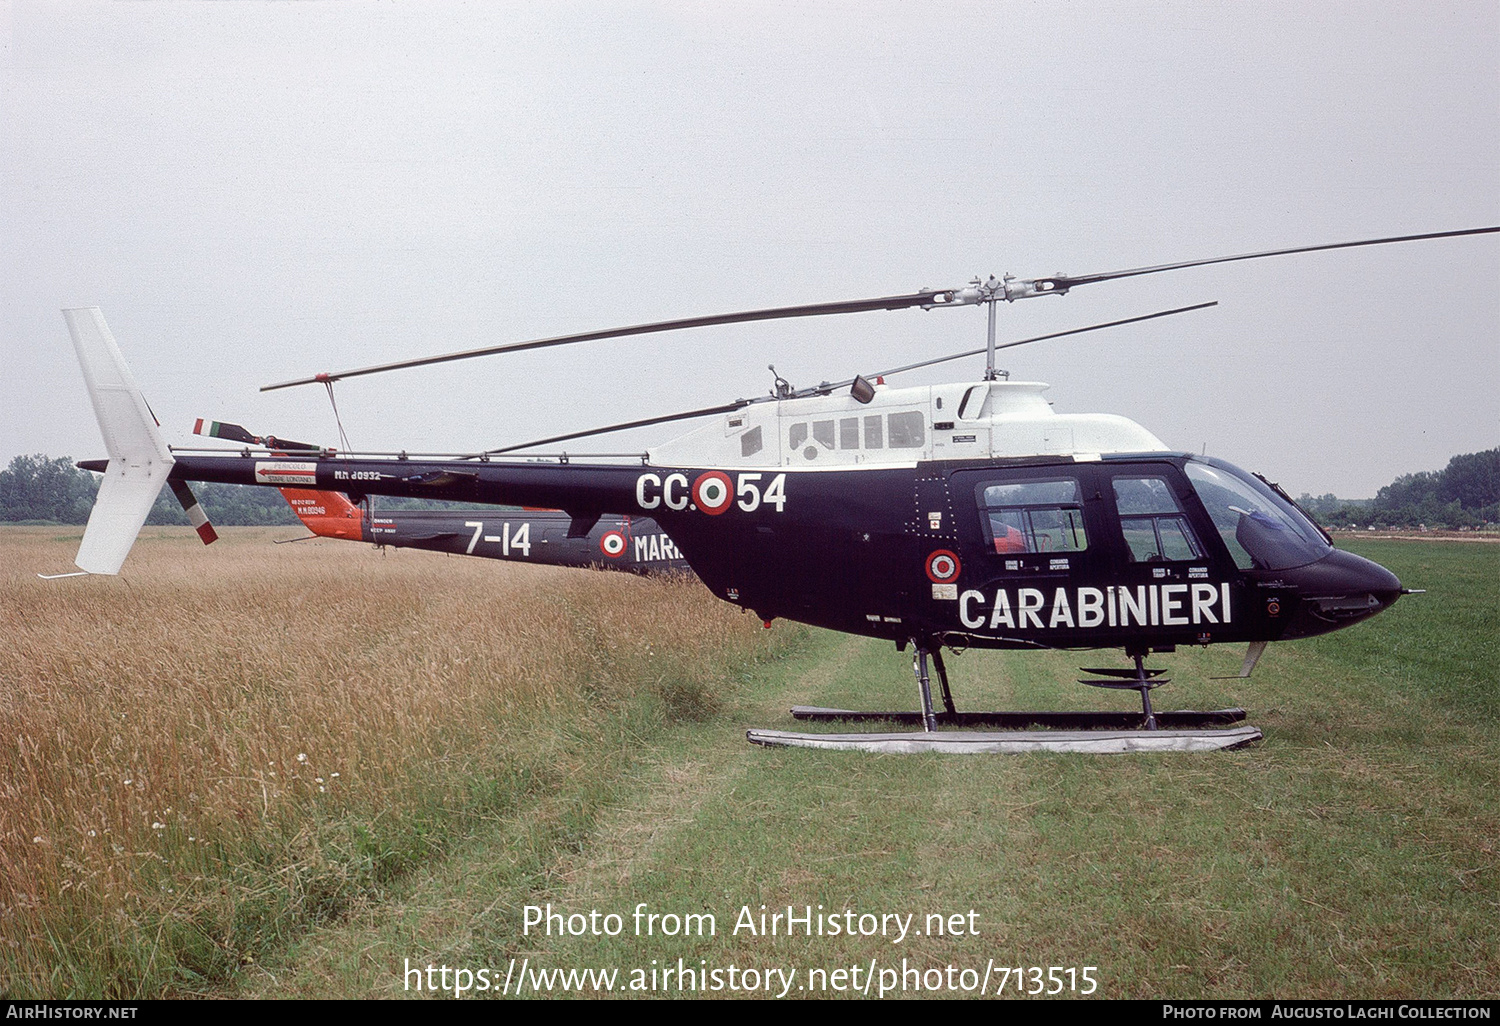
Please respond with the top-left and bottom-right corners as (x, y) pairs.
(1298, 448), (1499, 530)
(0, 454), (298, 526)
(0, 454), (505, 526)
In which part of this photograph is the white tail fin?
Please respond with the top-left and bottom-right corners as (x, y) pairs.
(65, 308), (175, 575)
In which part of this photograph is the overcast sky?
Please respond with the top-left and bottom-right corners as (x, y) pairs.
(3, 1), (1496, 497)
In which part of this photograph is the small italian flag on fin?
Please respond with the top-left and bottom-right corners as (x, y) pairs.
(170, 479), (218, 545)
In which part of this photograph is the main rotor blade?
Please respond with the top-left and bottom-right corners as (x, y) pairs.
(1028, 226), (1499, 294)
(478, 400), (756, 456)
(261, 290), (954, 392)
(260, 225), (1497, 391)
(485, 302), (1216, 453)
(847, 302), (1218, 389)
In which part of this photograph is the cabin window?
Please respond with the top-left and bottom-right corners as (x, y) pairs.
(1112, 476), (1203, 562)
(1184, 459), (1332, 570)
(864, 415), (883, 449)
(888, 411), (925, 449)
(740, 425), (763, 457)
(977, 477), (1088, 554)
(840, 417), (860, 449)
(788, 420), (837, 460)
(958, 385), (988, 420)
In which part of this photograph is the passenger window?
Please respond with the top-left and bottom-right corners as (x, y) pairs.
(1114, 477), (1179, 515)
(740, 425), (763, 457)
(788, 423), (807, 449)
(888, 411), (924, 449)
(840, 418), (860, 449)
(1120, 522), (1160, 562)
(1112, 476), (1203, 562)
(812, 420), (835, 450)
(864, 415), (883, 449)
(1157, 519), (1199, 561)
(977, 478), (1087, 554)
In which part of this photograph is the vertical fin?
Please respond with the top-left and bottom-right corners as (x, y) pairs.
(65, 308), (175, 574)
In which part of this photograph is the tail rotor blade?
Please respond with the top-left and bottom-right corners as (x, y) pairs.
(193, 418), (319, 452)
(193, 418), (259, 446)
(169, 479), (218, 546)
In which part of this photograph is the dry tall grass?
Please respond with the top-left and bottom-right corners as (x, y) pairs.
(0, 527), (791, 997)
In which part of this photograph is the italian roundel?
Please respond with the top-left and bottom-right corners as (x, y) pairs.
(692, 471), (734, 515)
(599, 530), (628, 558)
(925, 549), (961, 583)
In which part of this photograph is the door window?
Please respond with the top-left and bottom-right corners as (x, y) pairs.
(1112, 476), (1203, 562)
(977, 478), (1088, 554)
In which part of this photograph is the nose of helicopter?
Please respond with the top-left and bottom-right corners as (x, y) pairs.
(1277, 548), (1404, 636)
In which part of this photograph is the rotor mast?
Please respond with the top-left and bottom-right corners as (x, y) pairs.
(987, 297), (998, 380)
(929, 272), (1071, 381)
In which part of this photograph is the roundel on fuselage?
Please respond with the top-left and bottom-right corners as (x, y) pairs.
(693, 471), (734, 515)
(926, 549), (961, 583)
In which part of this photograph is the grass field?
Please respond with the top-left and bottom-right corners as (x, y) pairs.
(0, 527), (798, 998)
(1, 529), (1495, 999)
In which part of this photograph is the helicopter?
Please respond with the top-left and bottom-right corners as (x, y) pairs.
(274, 487), (692, 576)
(178, 419), (693, 574)
(59, 226), (1498, 753)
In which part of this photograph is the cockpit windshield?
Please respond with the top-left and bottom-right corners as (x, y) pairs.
(1184, 457), (1333, 570)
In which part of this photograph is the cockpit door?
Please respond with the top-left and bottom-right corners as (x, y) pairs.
(1100, 462), (1244, 644)
(948, 465), (1106, 641)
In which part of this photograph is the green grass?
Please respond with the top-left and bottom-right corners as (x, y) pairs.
(229, 539), (1497, 999)
(7, 530), (1493, 998)
(0, 529), (803, 999)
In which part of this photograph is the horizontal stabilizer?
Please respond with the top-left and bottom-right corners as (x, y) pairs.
(404, 530), (465, 542)
(65, 308), (175, 575)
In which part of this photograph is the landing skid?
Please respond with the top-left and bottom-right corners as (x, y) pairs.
(748, 641), (1263, 753)
(789, 707), (1248, 730)
(749, 726), (1263, 754)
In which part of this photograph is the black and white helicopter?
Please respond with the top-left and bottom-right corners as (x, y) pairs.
(171, 419), (693, 575)
(60, 227), (1497, 753)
